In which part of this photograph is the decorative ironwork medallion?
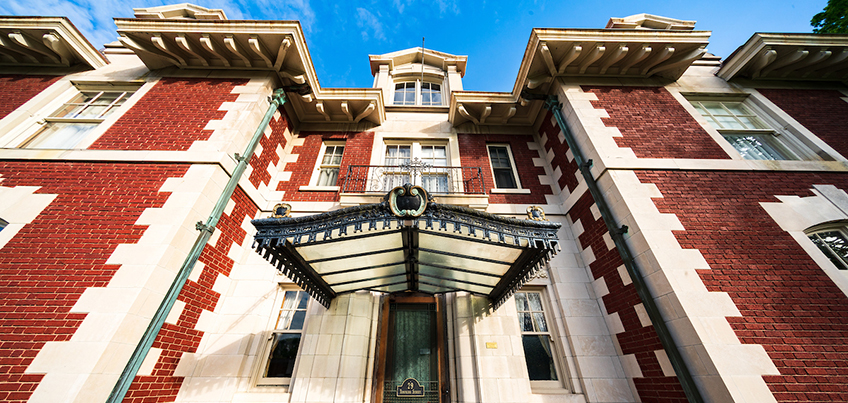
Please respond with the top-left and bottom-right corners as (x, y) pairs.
(387, 183), (429, 217)
(527, 205), (547, 221)
(396, 378), (425, 397)
(272, 203), (292, 218)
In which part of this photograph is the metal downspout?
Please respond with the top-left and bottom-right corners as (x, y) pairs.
(106, 88), (288, 403)
(533, 93), (705, 403)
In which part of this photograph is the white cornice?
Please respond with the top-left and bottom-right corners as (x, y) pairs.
(0, 17), (108, 69)
(449, 28), (710, 127)
(115, 18), (385, 125)
(717, 33), (848, 83)
(368, 47), (467, 77)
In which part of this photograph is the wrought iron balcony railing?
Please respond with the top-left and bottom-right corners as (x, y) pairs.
(342, 159), (486, 195)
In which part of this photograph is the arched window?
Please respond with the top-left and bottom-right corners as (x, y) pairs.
(806, 223), (848, 271)
(0, 217), (7, 232)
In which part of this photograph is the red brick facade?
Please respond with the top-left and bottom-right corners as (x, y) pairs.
(567, 190), (688, 402)
(0, 74), (61, 119)
(248, 110), (291, 188)
(0, 162), (188, 402)
(757, 89), (848, 159)
(90, 78), (247, 151)
(582, 86), (730, 160)
(539, 111), (580, 193)
(276, 131), (374, 202)
(123, 187), (258, 403)
(457, 133), (551, 204)
(638, 170), (848, 402)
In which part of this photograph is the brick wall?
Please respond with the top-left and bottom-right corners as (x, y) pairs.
(276, 131), (374, 202)
(457, 133), (550, 204)
(123, 187), (258, 403)
(539, 110), (580, 193)
(582, 86), (730, 159)
(0, 161), (188, 402)
(567, 190), (688, 402)
(757, 89), (848, 158)
(638, 170), (848, 402)
(248, 109), (290, 188)
(0, 75), (61, 119)
(90, 78), (247, 151)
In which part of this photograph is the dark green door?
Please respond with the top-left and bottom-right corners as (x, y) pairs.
(383, 303), (439, 403)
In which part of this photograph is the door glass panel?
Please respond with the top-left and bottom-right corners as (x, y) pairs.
(384, 303), (439, 403)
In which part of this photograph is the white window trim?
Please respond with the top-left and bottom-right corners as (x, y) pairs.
(759, 185), (848, 298)
(486, 144), (524, 190)
(514, 287), (569, 392)
(0, 80), (150, 150)
(683, 93), (831, 161)
(303, 140), (345, 191)
(253, 286), (311, 387)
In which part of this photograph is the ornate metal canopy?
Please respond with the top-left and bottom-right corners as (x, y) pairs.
(251, 185), (561, 309)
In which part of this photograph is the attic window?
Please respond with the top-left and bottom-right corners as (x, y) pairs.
(392, 81), (443, 106)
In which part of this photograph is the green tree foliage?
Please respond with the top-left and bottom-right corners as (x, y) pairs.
(811, 0), (848, 33)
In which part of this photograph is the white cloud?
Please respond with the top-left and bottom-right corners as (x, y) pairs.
(356, 7), (385, 42)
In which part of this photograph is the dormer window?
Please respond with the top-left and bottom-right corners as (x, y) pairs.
(392, 80), (444, 106)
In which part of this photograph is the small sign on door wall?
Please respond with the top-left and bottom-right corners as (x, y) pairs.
(397, 378), (425, 397)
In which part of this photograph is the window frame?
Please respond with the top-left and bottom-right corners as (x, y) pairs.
(486, 144), (527, 193)
(381, 140), (451, 193)
(390, 79), (445, 106)
(303, 141), (346, 191)
(686, 95), (826, 161)
(513, 288), (567, 391)
(19, 84), (140, 150)
(806, 223), (848, 271)
(254, 286), (311, 387)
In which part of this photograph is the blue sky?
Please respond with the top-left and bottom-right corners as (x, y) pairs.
(0, 0), (827, 91)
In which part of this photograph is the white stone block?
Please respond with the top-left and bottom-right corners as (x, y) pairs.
(592, 276), (609, 298)
(138, 347), (162, 376)
(586, 378), (636, 402)
(572, 335), (616, 356)
(165, 299), (186, 325)
(604, 312), (625, 335)
(619, 354), (643, 379)
(633, 303), (651, 328)
(616, 265), (632, 286)
(564, 316), (609, 336)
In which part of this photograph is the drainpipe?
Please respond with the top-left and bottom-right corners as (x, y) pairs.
(106, 87), (294, 403)
(524, 92), (705, 403)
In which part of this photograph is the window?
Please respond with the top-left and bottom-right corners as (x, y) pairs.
(514, 291), (560, 386)
(22, 89), (136, 149)
(807, 225), (848, 271)
(391, 80), (444, 106)
(383, 141), (449, 193)
(394, 82), (416, 105)
(0, 218), (7, 232)
(316, 143), (344, 186)
(487, 145), (519, 189)
(689, 99), (818, 161)
(421, 83), (442, 106)
(257, 289), (309, 386)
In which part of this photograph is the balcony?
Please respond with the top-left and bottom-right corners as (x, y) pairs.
(339, 159), (489, 208)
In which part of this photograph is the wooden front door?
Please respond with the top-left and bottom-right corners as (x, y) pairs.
(375, 294), (446, 403)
